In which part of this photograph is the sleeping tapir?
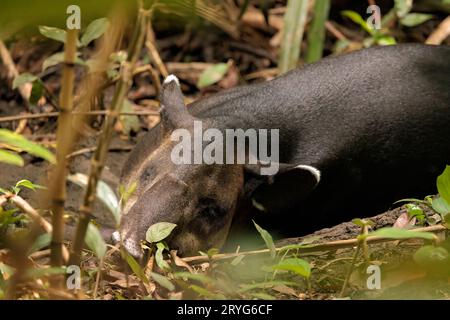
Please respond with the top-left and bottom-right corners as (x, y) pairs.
(118, 44), (450, 258)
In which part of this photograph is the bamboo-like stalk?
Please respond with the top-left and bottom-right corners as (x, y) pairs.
(278, 0), (309, 73)
(69, 7), (149, 266)
(49, 28), (78, 289)
(305, 0), (330, 63)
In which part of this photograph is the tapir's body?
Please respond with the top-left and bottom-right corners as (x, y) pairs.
(120, 44), (450, 257)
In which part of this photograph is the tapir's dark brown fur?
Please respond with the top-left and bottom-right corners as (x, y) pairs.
(119, 44), (450, 257)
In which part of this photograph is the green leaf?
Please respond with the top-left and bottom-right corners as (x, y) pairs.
(24, 267), (66, 279)
(15, 179), (45, 191)
(120, 99), (140, 136)
(29, 79), (44, 105)
(253, 221), (276, 259)
(400, 13), (433, 27)
(341, 10), (373, 34)
(68, 173), (120, 225)
(121, 249), (149, 284)
(28, 233), (51, 254)
(38, 26), (67, 43)
(370, 227), (436, 241)
(414, 245), (449, 268)
(394, 0), (413, 18)
(173, 272), (213, 284)
(437, 166), (450, 205)
(0, 129), (55, 163)
(432, 196), (450, 217)
(271, 258), (311, 278)
(0, 150), (24, 166)
(247, 292), (276, 300)
(231, 255), (245, 266)
(376, 36), (397, 45)
(80, 18), (110, 47)
(85, 223), (107, 259)
(149, 272), (175, 291)
(197, 63), (230, 88)
(155, 242), (170, 271)
(238, 280), (298, 292)
(119, 182), (137, 207)
(405, 203), (424, 219)
(12, 73), (38, 89)
(146, 222), (177, 243)
(42, 52), (85, 71)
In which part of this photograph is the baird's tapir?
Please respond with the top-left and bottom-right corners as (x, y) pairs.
(117, 44), (450, 258)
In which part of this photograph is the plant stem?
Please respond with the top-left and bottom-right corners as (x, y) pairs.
(49, 28), (78, 288)
(306, 0), (331, 63)
(69, 6), (149, 266)
(278, 0), (309, 73)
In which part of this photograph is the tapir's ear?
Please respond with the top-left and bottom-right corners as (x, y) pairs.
(245, 164), (321, 212)
(160, 75), (194, 130)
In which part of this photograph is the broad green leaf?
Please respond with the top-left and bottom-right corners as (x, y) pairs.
(0, 129), (55, 163)
(400, 13), (433, 27)
(394, 0), (413, 18)
(238, 280), (298, 292)
(253, 221), (276, 259)
(12, 73), (37, 89)
(120, 99), (140, 136)
(42, 52), (85, 71)
(0, 263), (15, 278)
(15, 179), (45, 191)
(231, 255), (245, 266)
(24, 267), (66, 279)
(271, 258), (311, 278)
(352, 218), (374, 227)
(0, 150), (24, 166)
(68, 173), (120, 225)
(437, 166), (450, 205)
(80, 18), (110, 47)
(376, 36), (396, 45)
(155, 242), (170, 271)
(173, 272), (213, 284)
(28, 233), (51, 254)
(370, 227), (436, 241)
(149, 272), (175, 291)
(188, 284), (224, 298)
(431, 196), (450, 216)
(29, 79), (44, 105)
(414, 245), (449, 268)
(405, 204), (424, 218)
(119, 182), (137, 207)
(85, 223), (107, 259)
(121, 249), (148, 284)
(341, 10), (373, 34)
(38, 26), (67, 43)
(197, 63), (230, 88)
(146, 222), (177, 243)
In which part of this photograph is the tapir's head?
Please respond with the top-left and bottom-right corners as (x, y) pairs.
(118, 75), (321, 258)
(118, 75), (244, 257)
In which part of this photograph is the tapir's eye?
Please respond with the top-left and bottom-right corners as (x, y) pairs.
(198, 197), (227, 220)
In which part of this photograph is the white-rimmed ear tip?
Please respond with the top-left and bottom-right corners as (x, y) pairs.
(163, 74), (180, 86)
(296, 165), (321, 183)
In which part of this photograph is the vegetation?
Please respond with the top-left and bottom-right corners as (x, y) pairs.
(0, 0), (449, 300)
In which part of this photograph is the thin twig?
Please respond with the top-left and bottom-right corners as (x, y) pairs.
(66, 145), (133, 159)
(180, 224), (447, 264)
(426, 15), (450, 45)
(0, 40), (31, 106)
(0, 110), (159, 123)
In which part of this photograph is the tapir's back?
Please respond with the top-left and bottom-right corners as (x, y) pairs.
(190, 44), (450, 235)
